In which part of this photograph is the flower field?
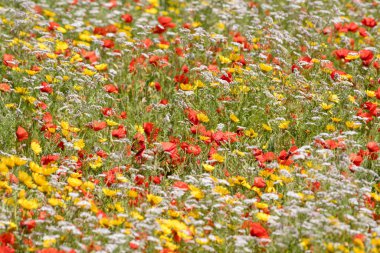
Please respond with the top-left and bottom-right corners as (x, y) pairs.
(1, 0), (380, 252)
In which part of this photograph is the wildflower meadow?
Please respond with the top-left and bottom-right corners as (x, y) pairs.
(0, 0), (380, 252)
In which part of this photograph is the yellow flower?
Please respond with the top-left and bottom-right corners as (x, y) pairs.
(202, 163), (215, 172)
(70, 54), (83, 64)
(194, 80), (205, 88)
(229, 113), (240, 123)
(31, 141), (42, 155)
(89, 156), (103, 169)
(348, 95), (356, 103)
(326, 124), (336, 132)
(55, 41), (68, 52)
(219, 55), (231, 64)
(25, 70), (37, 75)
(83, 68), (95, 76)
(214, 186), (230, 195)
(233, 150), (245, 157)
(130, 211), (144, 221)
(244, 128), (258, 138)
(321, 103), (333, 110)
(197, 113), (209, 123)
(345, 53), (359, 60)
(216, 22), (225, 30)
(128, 190), (138, 198)
(95, 64), (108, 71)
(18, 199), (39, 210)
(259, 63), (273, 72)
(106, 119), (119, 126)
(255, 202), (268, 209)
(195, 238), (209, 245)
(278, 120), (290, 129)
(212, 153), (225, 163)
(43, 9), (56, 17)
(14, 87), (29, 95)
(192, 21), (201, 28)
(262, 123), (272, 132)
(81, 181), (95, 191)
(73, 139), (85, 150)
(189, 185), (204, 200)
(47, 53), (59, 59)
(256, 212), (270, 222)
(18, 171), (31, 182)
(331, 117), (341, 123)
(68, 177), (82, 187)
(300, 238), (311, 250)
(102, 188), (118, 197)
(134, 125), (144, 134)
(345, 121), (360, 129)
(147, 194), (163, 205)
(32, 173), (48, 186)
(56, 27), (67, 33)
(180, 83), (194, 91)
(167, 210), (180, 218)
(328, 94), (340, 103)
(366, 90), (376, 98)
(43, 238), (56, 248)
(48, 198), (64, 207)
(157, 43), (169, 49)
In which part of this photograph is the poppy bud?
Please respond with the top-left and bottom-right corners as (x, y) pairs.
(16, 126), (28, 142)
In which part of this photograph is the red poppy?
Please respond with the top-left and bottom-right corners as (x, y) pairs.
(367, 142), (379, 153)
(359, 49), (374, 66)
(184, 108), (199, 125)
(153, 16), (176, 34)
(121, 13), (133, 23)
(101, 107), (114, 117)
(347, 22), (359, 32)
(41, 154), (59, 165)
(37, 248), (69, 253)
(3, 54), (17, 68)
(0, 245), (15, 253)
(89, 121), (107, 131)
(120, 111), (127, 119)
(250, 222), (269, 238)
(0, 83), (10, 92)
(334, 48), (351, 60)
(330, 69), (348, 81)
(350, 153), (363, 166)
(151, 176), (161, 184)
(253, 177), (266, 188)
(48, 22), (60, 31)
(96, 150), (108, 158)
(181, 143), (201, 156)
(362, 17), (377, 28)
(0, 232), (15, 246)
(358, 27), (368, 37)
(134, 175), (145, 185)
(104, 84), (119, 93)
(81, 50), (98, 63)
(112, 125), (127, 139)
(158, 16), (176, 28)
(40, 82), (53, 94)
(16, 126), (28, 142)
(143, 122), (154, 137)
(376, 87), (380, 99)
(20, 220), (36, 232)
(173, 181), (189, 190)
(298, 56), (313, 69)
(102, 39), (115, 49)
(311, 181), (321, 192)
(129, 242), (139, 250)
